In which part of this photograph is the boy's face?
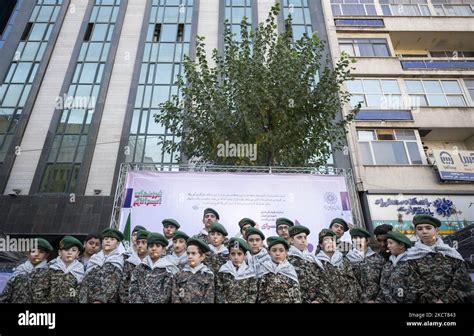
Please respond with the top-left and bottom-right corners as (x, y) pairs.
(290, 232), (307, 251)
(163, 224), (176, 239)
(203, 213), (217, 229)
(29, 249), (49, 266)
(102, 237), (119, 252)
(173, 238), (186, 255)
(276, 225), (290, 240)
(148, 243), (164, 261)
(415, 224), (437, 245)
(132, 232), (138, 248)
(84, 238), (101, 256)
(136, 239), (148, 257)
(387, 239), (406, 256)
(247, 234), (263, 255)
(320, 236), (337, 253)
(240, 224), (251, 238)
(209, 231), (225, 247)
(269, 244), (287, 264)
(187, 245), (205, 267)
(352, 237), (368, 251)
(376, 234), (389, 254)
(59, 246), (80, 263)
(229, 247), (245, 267)
(330, 223), (345, 238)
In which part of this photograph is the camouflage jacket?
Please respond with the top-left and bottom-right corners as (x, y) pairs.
(376, 260), (416, 303)
(215, 272), (258, 303)
(203, 252), (228, 275)
(348, 252), (385, 302)
(318, 258), (361, 303)
(192, 232), (230, 248)
(77, 263), (123, 303)
(408, 253), (472, 303)
(30, 269), (81, 303)
(171, 267), (215, 303)
(129, 264), (174, 303)
(257, 273), (302, 304)
(0, 273), (31, 304)
(118, 259), (140, 303)
(287, 255), (322, 303)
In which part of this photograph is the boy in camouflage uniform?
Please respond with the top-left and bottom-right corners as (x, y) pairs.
(329, 218), (352, 255)
(192, 208), (219, 244)
(119, 230), (149, 303)
(315, 229), (361, 303)
(171, 238), (215, 303)
(216, 238), (258, 303)
(129, 233), (178, 303)
(287, 225), (323, 303)
(0, 238), (53, 303)
(78, 228), (125, 303)
(162, 219), (180, 254)
(236, 218), (256, 239)
(347, 227), (385, 303)
(373, 224), (393, 261)
(406, 215), (472, 303)
(78, 233), (101, 268)
(203, 222), (229, 274)
(165, 231), (189, 269)
(31, 236), (85, 303)
(245, 227), (270, 278)
(257, 236), (302, 303)
(376, 231), (416, 303)
(275, 217), (294, 243)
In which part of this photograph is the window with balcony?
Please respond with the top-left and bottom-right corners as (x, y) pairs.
(429, 51), (474, 58)
(357, 129), (424, 165)
(339, 38), (390, 57)
(346, 78), (402, 108)
(380, 0), (431, 16)
(433, 2), (474, 16)
(331, 0), (377, 16)
(464, 79), (474, 103)
(405, 79), (467, 107)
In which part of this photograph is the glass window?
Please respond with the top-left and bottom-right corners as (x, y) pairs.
(424, 80), (443, 94)
(160, 24), (178, 42)
(21, 42), (40, 61)
(441, 80), (461, 94)
(464, 79), (474, 102)
(57, 135), (80, 162)
(11, 63), (32, 83)
(29, 23), (47, 40)
(426, 94), (448, 106)
(97, 6), (112, 22)
(363, 79), (382, 93)
(155, 63), (173, 84)
(79, 63), (98, 83)
(395, 130), (416, 141)
(357, 130), (376, 141)
(2, 84), (23, 106)
(405, 80), (423, 93)
(158, 43), (175, 62)
(372, 141), (409, 165)
(381, 80), (400, 94)
(376, 129), (395, 140)
(359, 142), (374, 165)
(406, 142), (422, 164)
(91, 24), (108, 41)
(65, 109), (85, 133)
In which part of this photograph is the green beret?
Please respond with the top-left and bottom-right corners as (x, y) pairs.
(147, 232), (168, 247)
(209, 222), (228, 236)
(319, 229), (336, 243)
(289, 225), (310, 237)
(162, 218), (180, 229)
(413, 214), (441, 228)
(276, 217), (294, 228)
(238, 218), (256, 229)
(267, 236), (290, 250)
(229, 238), (250, 253)
(387, 231), (412, 249)
(187, 238), (211, 254)
(246, 227), (265, 240)
(329, 218), (349, 232)
(59, 236), (83, 252)
(172, 231), (190, 241)
(132, 225), (146, 234)
(36, 238), (53, 253)
(203, 208), (220, 220)
(102, 228), (125, 242)
(136, 230), (150, 241)
(350, 227), (371, 239)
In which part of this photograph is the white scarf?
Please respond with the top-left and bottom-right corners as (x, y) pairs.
(260, 259), (299, 283)
(199, 229), (208, 236)
(288, 245), (319, 264)
(86, 248), (124, 274)
(182, 263), (213, 275)
(218, 261), (256, 280)
(406, 238), (464, 261)
(49, 257), (85, 283)
(125, 251), (143, 266)
(209, 244), (229, 255)
(316, 250), (344, 269)
(141, 256), (179, 275)
(11, 260), (48, 280)
(165, 252), (187, 267)
(246, 248), (271, 278)
(346, 247), (376, 263)
(389, 251), (409, 267)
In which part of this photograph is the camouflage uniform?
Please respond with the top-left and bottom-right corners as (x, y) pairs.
(203, 251), (228, 275)
(257, 272), (302, 303)
(171, 266), (215, 303)
(26, 268), (50, 304)
(129, 264), (174, 303)
(192, 232), (230, 248)
(0, 273), (32, 303)
(30, 269), (82, 303)
(408, 253), (472, 303)
(287, 255), (321, 303)
(215, 263), (258, 304)
(317, 257), (361, 303)
(78, 262), (123, 303)
(376, 259), (416, 303)
(118, 256), (141, 303)
(348, 251), (385, 302)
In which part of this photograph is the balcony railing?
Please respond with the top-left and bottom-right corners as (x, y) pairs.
(400, 58), (474, 70)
